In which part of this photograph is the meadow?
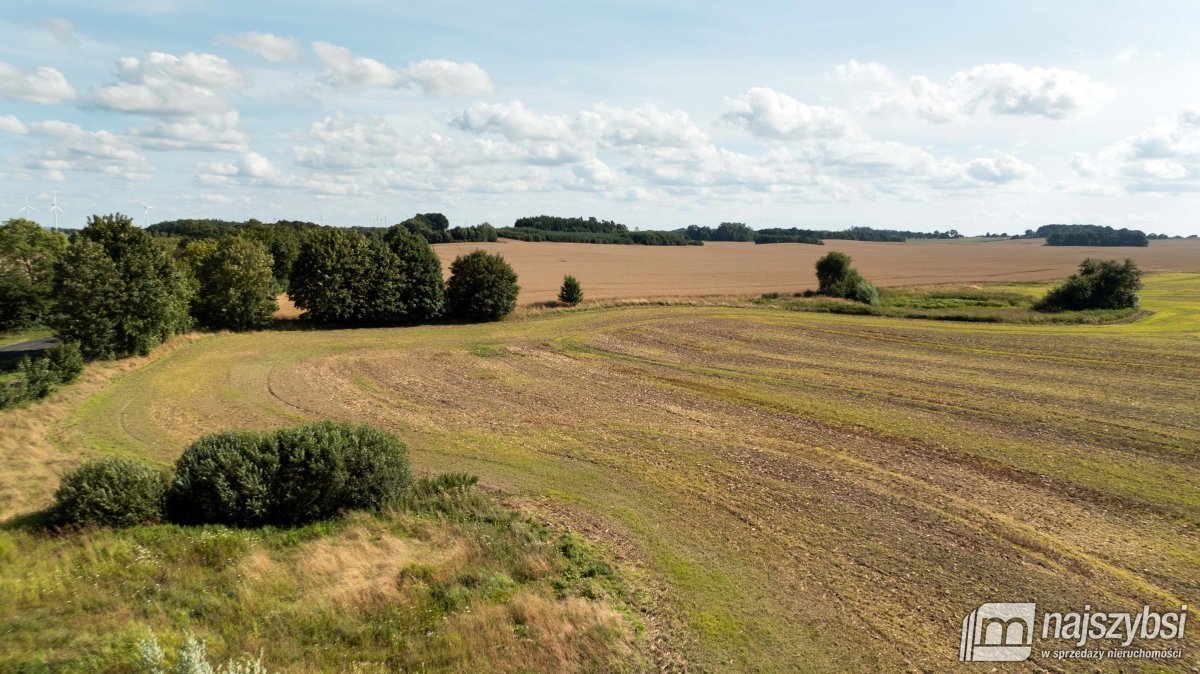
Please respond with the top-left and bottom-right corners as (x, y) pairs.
(1, 268), (1197, 671)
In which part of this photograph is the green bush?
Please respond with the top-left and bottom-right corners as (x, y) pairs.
(168, 422), (412, 527)
(1035, 258), (1143, 312)
(192, 236), (278, 331)
(168, 430), (279, 526)
(54, 456), (167, 527)
(446, 250), (520, 321)
(815, 251), (853, 294)
(815, 252), (877, 304)
(558, 275), (583, 305)
(0, 342), (85, 410)
(46, 342), (84, 382)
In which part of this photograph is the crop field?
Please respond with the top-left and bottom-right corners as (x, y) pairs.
(428, 238), (1200, 304)
(2, 272), (1196, 670)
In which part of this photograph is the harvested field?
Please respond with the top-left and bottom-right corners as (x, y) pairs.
(429, 237), (1200, 304)
(10, 272), (1198, 671)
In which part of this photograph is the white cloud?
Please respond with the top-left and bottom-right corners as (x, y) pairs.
(401, 60), (493, 96)
(90, 51), (248, 116)
(0, 114), (27, 134)
(0, 63), (78, 105)
(312, 42), (492, 95)
(956, 63), (1109, 119)
(452, 101), (570, 141)
(452, 101), (705, 147)
(833, 60), (1109, 122)
(217, 31), (303, 63)
(128, 111), (251, 153)
(20, 119), (152, 181)
(1072, 105), (1200, 192)
(965, 153), (1039, 183)
(722, 87), (859, 139)
(312, 41), (401, 88)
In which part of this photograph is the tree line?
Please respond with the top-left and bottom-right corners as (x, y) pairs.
(1, 213), (521, 367)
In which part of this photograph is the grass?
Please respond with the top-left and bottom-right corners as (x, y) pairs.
(0, 487), (646, 672)
(754, 281), (1142, 323)
(0, 328), (52, 350)
(1, 273), (1198, 671)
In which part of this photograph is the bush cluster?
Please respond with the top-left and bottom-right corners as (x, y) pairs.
(53, 455), (167, 527)
(0, 342), (84, 409)
(814, 251), (878, 305)
(54, 421), (413, 528)
(1035, 258), (1143, 312)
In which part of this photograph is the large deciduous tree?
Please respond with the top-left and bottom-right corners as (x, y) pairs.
(446, 250), (520, 321)
(193, 236), (278, 331)
(52, 214), (191, 359)
(0, 218), (68, 330)
(288, 228), (407, 325)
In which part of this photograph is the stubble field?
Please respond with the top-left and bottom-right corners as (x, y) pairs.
(4, 266), (1197, 671)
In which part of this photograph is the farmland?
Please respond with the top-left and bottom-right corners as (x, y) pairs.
(430, 237), (1200, 304)
(2, 268), (1197, 670)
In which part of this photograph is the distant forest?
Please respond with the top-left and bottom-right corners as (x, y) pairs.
(675, 223), (962, 245)
(498, 216), (698, 246)
(1035, 224), (1148, 247)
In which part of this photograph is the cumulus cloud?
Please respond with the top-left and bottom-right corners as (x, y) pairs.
(452, 101), (706, 147)
(0, 114), (27, 134)
(128, 111), (251, 153)
(313, 42), (493, 95)
(402, 60), (493, 96)
(19, 119), (152, 181)
(722, 87), (859, 139)
(833, 60), (1109, 122)
(90, 51), (248, 116)
(0, 63), (78, 105)
(965, 153), (1039, 183)
(217, 31), (303, 63)
(1072, 106), (1200, 192)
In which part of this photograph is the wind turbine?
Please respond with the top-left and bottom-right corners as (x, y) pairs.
(140, 199), (154, 228)
(19, 196), (38, 219)
(50, 192), (64, 229)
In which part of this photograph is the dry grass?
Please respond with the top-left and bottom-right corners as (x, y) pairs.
(30, 272), (1199, 671)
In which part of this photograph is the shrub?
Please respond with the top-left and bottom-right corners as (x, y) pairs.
(0, 342), (85, 410)
(446, 250), (520, 321)
(54, 456), (166, 527)
(1035, 258), (1143, 312)
(168, 430), (278, 526)
(168, 422), (412, 527)
(815, 251), (877, 304)
(558, 275), (583, 305)
(815, 251), (853, 294)
(46, 342), (84, 382)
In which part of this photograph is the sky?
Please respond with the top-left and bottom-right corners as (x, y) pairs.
(1, 1), (1199, 235)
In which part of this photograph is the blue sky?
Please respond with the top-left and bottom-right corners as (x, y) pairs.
(2, 1), (1199, 234)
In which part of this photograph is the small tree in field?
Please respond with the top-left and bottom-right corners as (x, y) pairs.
(446, 250), (519, 321)
(1035, 258), (1142, 312)
(558, 275), (583, 305)
(814, 251), (878, 305)
(815, 251), (852, 294)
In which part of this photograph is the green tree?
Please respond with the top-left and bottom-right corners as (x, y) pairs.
(446, 250), (520, 321)
(52, 239), (124, 359)
(1035, 258), (1143, 311)
(0, 218), (68, 330)
(289, 228), (406, 325)
(384, 228), (445, 322)
(62, 214), (192, 357)
(193, 237), (278, 331)
(815, 251), (853, 294)
(558, 275), (583, 305)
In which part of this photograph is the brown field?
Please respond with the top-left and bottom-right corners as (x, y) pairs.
(274, 237), (1200, 317)
(431, 238), (1200, 304)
